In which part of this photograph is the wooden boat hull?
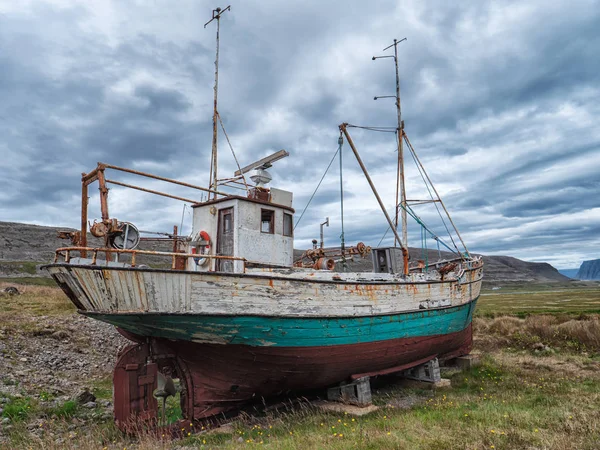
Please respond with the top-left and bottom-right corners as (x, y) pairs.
(44, 261), (482, 320)
(44, 262), (481, 421)
(84, 298), (476, 347)
(112, 307), (474, 420)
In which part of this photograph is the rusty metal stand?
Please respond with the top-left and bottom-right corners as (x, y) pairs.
(113, 343), (159, 431)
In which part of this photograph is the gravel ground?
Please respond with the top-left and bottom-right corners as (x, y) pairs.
(0, 314), (128, 397)
(0, 311), (130, 445)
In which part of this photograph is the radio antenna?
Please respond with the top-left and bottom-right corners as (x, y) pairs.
(205, 5), (231, 200)
(373, 37), (407, 247)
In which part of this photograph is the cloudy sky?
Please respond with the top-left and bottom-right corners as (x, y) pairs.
(1, 0), (599, 269)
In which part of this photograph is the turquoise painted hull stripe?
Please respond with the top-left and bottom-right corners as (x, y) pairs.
(89, 299), (477, 348)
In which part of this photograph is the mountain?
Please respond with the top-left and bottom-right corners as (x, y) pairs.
(1, 221), (570, 283)
(479, 255), (569, 282)
(575, 259), (600, 280)
(0, 221), (170, 277)
(559, 269), (580, 279)
(295, 247), (569, 283)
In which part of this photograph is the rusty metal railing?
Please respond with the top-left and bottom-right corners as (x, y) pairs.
(53, 247), (246, 272)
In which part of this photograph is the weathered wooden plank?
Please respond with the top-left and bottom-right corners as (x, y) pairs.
(86, 298), (477, 347)
(118, 324), (474, 420)
(47, 261), (483, 318)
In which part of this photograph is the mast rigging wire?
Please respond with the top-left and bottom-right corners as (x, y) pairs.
(346, 124), (397, 133)
(404, 134), (462, 255)
(293, 145), (341, 231)
(377, 203), (458, 255)
(217, 111), (249, 192)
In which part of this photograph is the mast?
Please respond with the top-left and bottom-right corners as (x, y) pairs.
(373, 38), (407, 247)
(340, 123), (409, 275)
(393, 39), (408, 249)
(204, 5), (231, 200)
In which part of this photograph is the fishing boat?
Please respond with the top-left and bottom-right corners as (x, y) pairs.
(43, 8), (482, 427)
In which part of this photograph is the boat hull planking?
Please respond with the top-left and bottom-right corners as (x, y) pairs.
(115, 321), (474, 420)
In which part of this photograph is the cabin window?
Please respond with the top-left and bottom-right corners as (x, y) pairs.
(223, 212), (233, 233)
(261, 209), (275, 234)
(283, 213), (293, 237)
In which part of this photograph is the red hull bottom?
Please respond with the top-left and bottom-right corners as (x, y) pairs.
(113, 325), (472, 425)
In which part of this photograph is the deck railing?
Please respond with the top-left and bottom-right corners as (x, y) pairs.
(54, 247), (247, 272)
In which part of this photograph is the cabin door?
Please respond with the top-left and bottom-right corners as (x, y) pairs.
(216, 207), (234, 272)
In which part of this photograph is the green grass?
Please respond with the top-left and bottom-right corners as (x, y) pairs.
(0, 276), (57, 287)
(2, 377), (19, 387)
(46, 400), (79, 419)
(182, 355), (598, 450)
(0, 283), (75, 318)
(478, 283), (600, 316)
(177, 359), (598, 449)
(162, 394), (183, 424)
(2, 283), (599, 449)
(91, 377), (113, 401)
(2, 397), (36, 422)
(38, 391), (55, 402)
(0, 261), (42, 275)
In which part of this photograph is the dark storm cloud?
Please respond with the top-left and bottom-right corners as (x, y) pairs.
(499, 186), (600, 218)
(1, 0), (600, 268)
(80, 96), (207, 165)
(0, 2), (217, 219)
(134, 85), (192, 113)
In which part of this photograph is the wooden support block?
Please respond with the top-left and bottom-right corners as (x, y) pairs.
(327, 376), (372, 406)
(402, 357), (441, 383)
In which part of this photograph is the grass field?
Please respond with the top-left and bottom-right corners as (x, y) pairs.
(478, 282), (600, 316)
(3, 352), (598, 450)
(1, 281), (599, 449)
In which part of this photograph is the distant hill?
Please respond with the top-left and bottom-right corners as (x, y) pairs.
(480, 255), (569, 283)
(575, 259), (600, 280)
(0, 222), (84, 263)
(0, 221), (169, 277)
(0, 221), (570, 283)
(294, 247), (569, 283)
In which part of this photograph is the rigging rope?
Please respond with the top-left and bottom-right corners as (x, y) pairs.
(341, 122), (464, 261)
(377, 224), (390, 248)
(420, 225), (428, 269)
(404, 134), (462, 255)
(346, 124), (397, 133)
(293, 145), (341, 231)
(404, 203), (457, 254)
(376, 203), (458, 255)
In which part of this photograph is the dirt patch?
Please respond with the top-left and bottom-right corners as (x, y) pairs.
(0, 314), (128, 399)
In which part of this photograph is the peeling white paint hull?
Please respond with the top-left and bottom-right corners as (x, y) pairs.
(45, 260), (483, 318)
